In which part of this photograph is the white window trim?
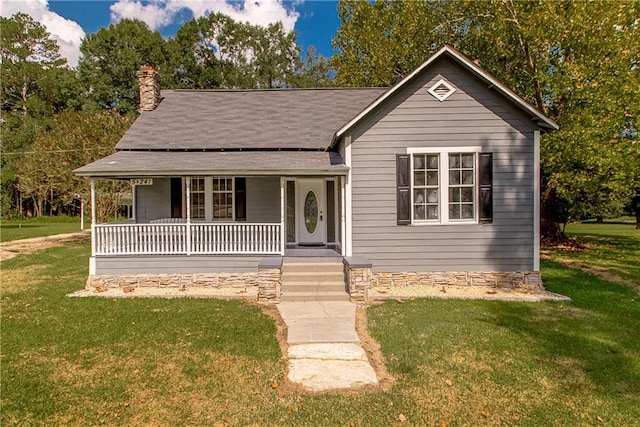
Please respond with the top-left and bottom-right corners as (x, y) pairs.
(407, 146), (481, 225)
(187, 176), (235, 222)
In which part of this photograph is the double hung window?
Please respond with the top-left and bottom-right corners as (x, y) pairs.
(188, 177), (242, 221)
(400, 147), (490, 225)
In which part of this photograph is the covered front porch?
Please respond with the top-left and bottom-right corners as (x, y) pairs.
(86, 172), (347, 262)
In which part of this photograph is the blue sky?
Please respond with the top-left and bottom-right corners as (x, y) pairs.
(1, 0), (341, 67)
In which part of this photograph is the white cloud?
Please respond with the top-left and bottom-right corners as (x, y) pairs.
(110, 0), (299, 33)
(0, 0), (85, 68)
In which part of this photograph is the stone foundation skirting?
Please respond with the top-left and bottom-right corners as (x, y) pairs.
(86, 258), (282, 304)
(344, 257), (543, 303)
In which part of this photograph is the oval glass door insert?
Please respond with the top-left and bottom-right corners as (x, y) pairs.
(304, 190), (318, 234)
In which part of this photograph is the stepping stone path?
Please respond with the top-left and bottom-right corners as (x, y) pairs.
(277, 301), (378, 392)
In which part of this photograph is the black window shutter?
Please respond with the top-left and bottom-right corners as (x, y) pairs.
(479, 153), (493, 224)
(397, 154), (411, 225)
(235, 177), (246, 221)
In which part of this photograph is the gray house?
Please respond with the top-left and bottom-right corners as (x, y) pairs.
(75, 46), (558, 303)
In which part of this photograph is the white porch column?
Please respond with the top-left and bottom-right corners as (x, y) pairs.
(280, 177), (286, 255)
(90, 177), (96, 257)
(131, 184), (136, 222)
(185, 176), (191, 255)
(344, 135), (353, 257)
(341, 175), (347, 256)
(533, 130), (541, 271)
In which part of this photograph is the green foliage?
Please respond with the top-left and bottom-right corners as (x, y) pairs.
(165, 13), (304, 89)
(11, 111), (134, 217)
(0, 12), (68, 116)
(78, 19), (169, 114)
(332, 0), (640, 235)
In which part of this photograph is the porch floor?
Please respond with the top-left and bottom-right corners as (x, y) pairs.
(284, 245), (341, 257)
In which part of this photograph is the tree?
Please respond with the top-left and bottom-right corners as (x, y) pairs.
(331, 0), (640, 237)
(78, 19), (169, 114)
(165, 13), (301, 89)
(0, 12), (68, 116)
(289, 46), (334, 88)
(13, 111), (134, 218)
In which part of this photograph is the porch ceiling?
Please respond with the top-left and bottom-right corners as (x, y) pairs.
(74, 150), (348, 177)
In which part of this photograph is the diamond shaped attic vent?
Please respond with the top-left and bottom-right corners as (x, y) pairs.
(428, 79), (456, 101)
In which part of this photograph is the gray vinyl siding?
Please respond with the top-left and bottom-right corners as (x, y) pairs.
(246, 177), (280, 223)
(135, 178), (171, 222)
(349, 56), (538, 272)
(94, 255), (262, 274)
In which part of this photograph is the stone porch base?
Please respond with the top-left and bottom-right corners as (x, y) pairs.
(86, 258), (282, 304)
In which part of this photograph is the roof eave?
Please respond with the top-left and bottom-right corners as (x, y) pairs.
(74, 168), (349, 178)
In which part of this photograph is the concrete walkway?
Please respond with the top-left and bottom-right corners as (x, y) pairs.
(277, 301), (378, 392)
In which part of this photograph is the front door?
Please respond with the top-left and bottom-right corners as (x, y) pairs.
(297, 178), (326, 245)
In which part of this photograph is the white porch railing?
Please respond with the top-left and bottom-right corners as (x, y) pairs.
(94, 222), (282, 255)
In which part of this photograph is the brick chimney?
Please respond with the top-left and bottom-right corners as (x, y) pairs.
(137, 65), (160, 111)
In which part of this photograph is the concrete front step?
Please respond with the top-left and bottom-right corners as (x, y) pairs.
(280, 291), (351, 302)
(282, 283), (347, 293)
(282, 272), (345, 283)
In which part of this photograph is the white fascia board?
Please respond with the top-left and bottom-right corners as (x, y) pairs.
(75, 169), (350, 178)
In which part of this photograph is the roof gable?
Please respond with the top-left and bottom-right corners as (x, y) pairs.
(333, 46), (558, 143)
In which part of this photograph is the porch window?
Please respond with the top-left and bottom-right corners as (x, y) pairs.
(190, 178), (205, 219)
(212, 177), (233, 220)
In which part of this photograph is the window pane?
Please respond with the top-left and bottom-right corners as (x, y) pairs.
(427, 189), (438, 203)
(449, 187), (460, 202)
(461, 187), (474, 202)
(449, 154), (460, 168)
(414, 189), (426, 204)
(449, 170), (460, 185)
(414, 155), (425, 169)
(461, 153), (474, 168)
(414, 205), (425, 220)
(462, 170), (474, 185)
(449, 204), (460, 219)
(427, 154), (439, 169)
(427, 171), (438, 186)
(461, 204), (474, 219)
(426, 205), (438, 220)
(414, 171), (426, 186)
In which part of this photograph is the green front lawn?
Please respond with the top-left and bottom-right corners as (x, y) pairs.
(2, 232), (638, 425)
(1, 216), (88, 242)
(544, 218), (639, 287)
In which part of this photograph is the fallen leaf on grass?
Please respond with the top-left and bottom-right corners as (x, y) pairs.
(271, 382), (279, 389)
(443, 379), (453, 386)
(481, 410), (489, 418)
(398, 413), (406, 422)
(123, 402), (130, 408)
(395, 298), (404, 303)
(597, 416), (604, 423)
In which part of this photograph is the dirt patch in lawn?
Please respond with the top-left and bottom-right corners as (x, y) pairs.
(356, 306), (395, 391)
(0, 232), (89, 262)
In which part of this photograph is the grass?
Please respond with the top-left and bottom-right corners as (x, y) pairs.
(544, 218), (640, 287)
(1, 223), (638, 426)
(1, 216), (88, 242)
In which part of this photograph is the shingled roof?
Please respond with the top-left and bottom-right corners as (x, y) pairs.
(115, 88), (387, 151)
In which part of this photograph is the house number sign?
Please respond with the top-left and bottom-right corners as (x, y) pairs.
(131, 178), (153, 186)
